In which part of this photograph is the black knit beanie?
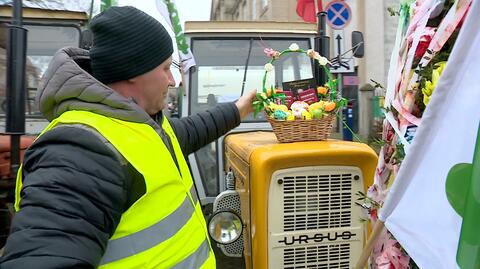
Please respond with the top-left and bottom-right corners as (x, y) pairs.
(89, 6), (173, 84)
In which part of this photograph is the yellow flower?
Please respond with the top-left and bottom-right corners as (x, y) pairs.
(422, 80), (434, 105)
(309, 101), (325, 111)
(423, 81), (434, 96)
(266, 88), (273, 97)
(276, 105), (289, 112)
(421, 61), (447, 106)
(423, 94), (430, 105)
(301, 110), (312, 120)
(431, 61), (447, 89)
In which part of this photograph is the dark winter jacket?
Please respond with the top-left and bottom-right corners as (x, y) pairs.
(0, 47), (240, 269)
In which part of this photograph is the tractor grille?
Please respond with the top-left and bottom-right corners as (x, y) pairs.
(268, 166), (364, 269)
(283, 244), (350, 269)
(283, 174), (353, 232)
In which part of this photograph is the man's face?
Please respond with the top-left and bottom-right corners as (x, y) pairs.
(132, 56), (176, 115)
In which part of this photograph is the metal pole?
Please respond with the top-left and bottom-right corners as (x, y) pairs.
(314, 12), (329, 87)
(338, 73), (344, 134)
(6, 0), (27, 177)
(88, 0), (95, 21)
(354, 221), (386, 269)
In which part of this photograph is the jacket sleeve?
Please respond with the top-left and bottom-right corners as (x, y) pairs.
(169, 102), (241, 156)
(0, 125), (130, 269)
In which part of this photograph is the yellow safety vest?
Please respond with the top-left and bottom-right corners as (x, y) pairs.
(15, 110), (216, 269)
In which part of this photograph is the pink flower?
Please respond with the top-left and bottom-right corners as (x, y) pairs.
(264, 48), (280, 59)
(375, 239), (410, 269)
(370, 208), (378, 220)
(372, 228), (390, 261)
(368, 184), (389, 203)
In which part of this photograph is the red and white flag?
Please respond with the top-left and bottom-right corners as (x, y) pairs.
(296, 0), (323, 23)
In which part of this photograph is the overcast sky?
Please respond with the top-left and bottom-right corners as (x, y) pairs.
(117, 0), (212, 27)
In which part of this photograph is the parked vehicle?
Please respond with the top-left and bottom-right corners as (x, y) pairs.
(0, 4), (89, 246)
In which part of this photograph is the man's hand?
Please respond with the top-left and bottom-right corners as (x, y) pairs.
(235, 90), (257, 119)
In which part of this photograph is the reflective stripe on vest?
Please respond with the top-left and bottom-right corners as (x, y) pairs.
(100, 185), (199, 264)
(171, 240), (211, 269)
(15, 110), (215, 269)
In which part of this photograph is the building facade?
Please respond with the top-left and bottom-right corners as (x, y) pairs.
(211, 0), (302, 22)
(210, 0), (399, 90)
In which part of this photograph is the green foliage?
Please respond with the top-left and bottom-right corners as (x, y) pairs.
(370, 79), (386, 90)
(371, 138), (387, 148)
(392, 143), (406, 164)
(415, 50), (450, 82)
(381, 106), (391, 114)
(354, 191), (381, 213)
(387, 6), (400, 16)
(336, 97), (347, 109)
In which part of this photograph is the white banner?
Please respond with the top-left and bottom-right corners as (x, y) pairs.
(379, 0), (479, 268)
(156, 0), (196, 73)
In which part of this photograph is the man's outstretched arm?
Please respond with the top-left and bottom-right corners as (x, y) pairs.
(170, 90), (256, 156)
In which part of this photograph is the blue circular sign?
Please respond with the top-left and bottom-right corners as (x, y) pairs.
(326, 0), (352, 29)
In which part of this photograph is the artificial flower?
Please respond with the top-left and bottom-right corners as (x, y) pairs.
(375, 239), (410, 269)
(306, 49), (316, 58)
(370, 208), (378, 220)
(264, 63), (274, 72)
(306, 49), (330, 65)
(421, 61), (446, 105)
(431, 61), (446, 84)
(367, 184), (388, 205)
(289, 43), (300, 51)
(316, 56), (330, 66)
(409, 27), (436, 59)
(422, 80), (434, 105)
(324, 101), (336, 112)
(316, 86), (328, 95)
(266, 88), (274, 97)
(258, 92), (268, 100)
(264, 48), (280, 59)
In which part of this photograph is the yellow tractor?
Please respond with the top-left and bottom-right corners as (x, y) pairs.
(209, 132), (376, 268)
(182, 20), (376, 269)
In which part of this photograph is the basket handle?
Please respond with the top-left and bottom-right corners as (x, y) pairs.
(261, 47), (338, 102)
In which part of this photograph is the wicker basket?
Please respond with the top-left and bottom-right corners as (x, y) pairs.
(259, 46), (340, 143)
(268, 113), (336, 143)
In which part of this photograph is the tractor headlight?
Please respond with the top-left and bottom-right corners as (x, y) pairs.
(208, 210), (243, 244)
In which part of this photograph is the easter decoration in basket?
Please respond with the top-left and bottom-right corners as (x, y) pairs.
(252, 43), (347, 142)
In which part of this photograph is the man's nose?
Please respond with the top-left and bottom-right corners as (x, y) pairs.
(168, 71), (176, 86)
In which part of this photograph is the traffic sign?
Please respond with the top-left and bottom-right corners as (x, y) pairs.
(330, 30), (354, 73)
(325, 0), (352, 30)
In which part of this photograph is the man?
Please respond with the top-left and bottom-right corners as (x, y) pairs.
(0, 6), (255, 269)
